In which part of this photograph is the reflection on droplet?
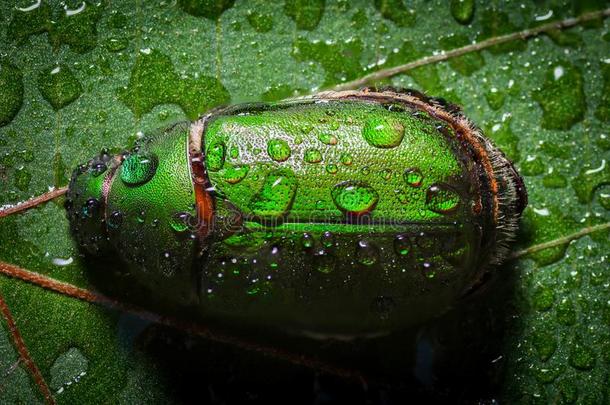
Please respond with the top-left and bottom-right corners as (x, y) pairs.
(393, 234), (411, 256)
(304, 148), (322, 163)
(356, 240), (378, 266)
(107, 210), (123, 229)
(331, 181), (379, 215)
(362, 117), (405, 148)
(267, 138), (291, 162)
(404, 168), (423, 187)
(249, 169), (297, 218)
(222, 165), (249, 184)
(120, 153), (158, 185)
(426, 184), (460, 214)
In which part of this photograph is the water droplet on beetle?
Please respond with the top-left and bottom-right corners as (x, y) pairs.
(301, 232), (314, 249)
(404, 168), (423, 187)
(107, 211), (123, 229)
(362, 117), (405, 148)
(321, 231), (335, 248)
(356, 240), (378, 266)
(393, 234), (411, 256)
(304, 148), (322, 163)
(331, 181), (379, 215)
(120, 153), (158, 185)
(426, 183), (461, 214)
(267, 138), (291, 162)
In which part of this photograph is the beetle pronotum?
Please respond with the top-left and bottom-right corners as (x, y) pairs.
(2, 88), (527, 338)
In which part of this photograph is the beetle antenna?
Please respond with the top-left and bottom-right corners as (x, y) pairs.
(0, 186), (68, 219)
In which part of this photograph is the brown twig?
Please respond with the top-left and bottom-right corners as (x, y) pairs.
(330, 8), (610, 91)
(0, 187), (68, 219)
(0, 294), (55, 404)
(510, 222), (610, 260)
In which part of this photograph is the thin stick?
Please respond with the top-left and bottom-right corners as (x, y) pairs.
(510, 222), (610, 260)
(330, 8), (610, 91)
(0, 260), (364, 382)
(0, 187), (68, 219)
(0, 294), (55, 404)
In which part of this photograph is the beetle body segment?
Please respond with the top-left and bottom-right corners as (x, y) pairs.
(66, 89), (527, 335)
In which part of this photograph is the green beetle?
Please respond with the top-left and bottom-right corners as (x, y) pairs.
(65, 88), (527, 337)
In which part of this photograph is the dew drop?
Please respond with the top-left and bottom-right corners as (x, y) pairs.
(321, 231), (335, 248)
(82, 198), (99, 218)
(229, 145), (239, 159)
(380, 168), (392, 180)
(393, 234), (411, 256)
(318, 132), (338, 145)
(426, 184), (460, 214)
(107, 211), (123, 229)
(421, 261), (435, 278)
(450, 0), (474, 25)
(0, 61), (24, 127)
(304, 148), (322, 163)
(356, 240), (378, 266)
(331, 181), (379, 215)
(325, 163), (338, 174)
(362, 117), (405, 148)
(404, 168), (423, 187)
(314, 248), (334, 274)
(267, 138), (291, 162)
(38, 64), (83, 110)
(301, 232), (314, 249)
(120, 153), (158, 185)
(340, 153), (353, 166)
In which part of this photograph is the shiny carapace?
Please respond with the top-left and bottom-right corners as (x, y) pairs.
(65, 88), (527, 336)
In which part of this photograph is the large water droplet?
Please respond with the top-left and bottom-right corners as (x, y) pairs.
(362, 117), (405, 148)
(170, 212), (195, 233)
(38, 64), (83, 110)
(120, 153), (158, 185)
(249, 169), (297, 218)
(426, 184), (460, 214)
(50, 347), (88, 394)
(267, 138), (291, 162)
(331, 181), (379, 215)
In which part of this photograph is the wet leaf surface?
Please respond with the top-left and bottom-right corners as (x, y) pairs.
(0, 0), (609, 403)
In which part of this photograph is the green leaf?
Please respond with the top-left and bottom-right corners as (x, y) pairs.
(0, 0), (609, 402)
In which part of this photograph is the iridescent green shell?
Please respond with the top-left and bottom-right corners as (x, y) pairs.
(66, 89), (527, 336)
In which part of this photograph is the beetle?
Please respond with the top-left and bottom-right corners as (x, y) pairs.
(63, 88), (527, 338)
